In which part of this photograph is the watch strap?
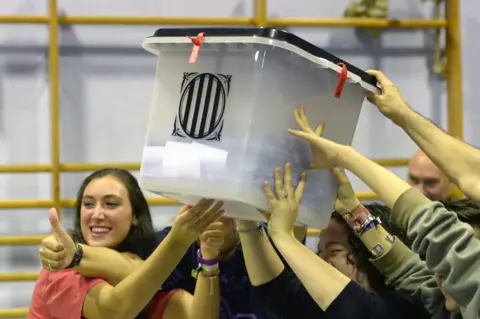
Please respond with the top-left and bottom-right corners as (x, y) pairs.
(66, 243), (83, 269)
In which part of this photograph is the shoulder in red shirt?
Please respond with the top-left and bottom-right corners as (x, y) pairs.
(29, 269), (179, 319)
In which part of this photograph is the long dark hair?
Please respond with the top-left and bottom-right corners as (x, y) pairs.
(70, 168), (156, 258)
(328, 206), (393, 293)
(441, 197), (480, 227)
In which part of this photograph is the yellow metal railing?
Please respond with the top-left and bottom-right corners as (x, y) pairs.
(0, 0), (462, 316)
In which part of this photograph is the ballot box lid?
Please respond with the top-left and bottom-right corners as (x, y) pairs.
(144, 27), (378, 88)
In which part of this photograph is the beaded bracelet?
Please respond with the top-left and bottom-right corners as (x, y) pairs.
(343, 205), (371, 233)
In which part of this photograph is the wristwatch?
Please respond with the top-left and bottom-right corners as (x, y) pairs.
(66, 243), (83, 269)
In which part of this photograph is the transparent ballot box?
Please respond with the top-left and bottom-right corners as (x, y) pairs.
(140, 27), (379, 228)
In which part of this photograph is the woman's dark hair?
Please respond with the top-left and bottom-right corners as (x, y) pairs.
(70, 168), (156, 258)
(327, 205), (397, 293)
(440, 197), (480, 225)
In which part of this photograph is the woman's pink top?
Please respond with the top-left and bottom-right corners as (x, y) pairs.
(28, 269), (176, 318)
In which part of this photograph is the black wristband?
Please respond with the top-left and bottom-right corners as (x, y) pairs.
(66, 243), (83, 269)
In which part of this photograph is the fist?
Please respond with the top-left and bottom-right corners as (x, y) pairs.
(199, 221), (225, 260)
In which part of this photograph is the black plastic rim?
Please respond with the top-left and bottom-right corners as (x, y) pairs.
(149, 27), (378, 87)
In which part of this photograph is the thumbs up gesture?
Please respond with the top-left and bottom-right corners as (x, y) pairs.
(39, 208), (76, 272)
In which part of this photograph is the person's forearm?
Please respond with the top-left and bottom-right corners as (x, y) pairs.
(398, 110), (480, 200)
(109, 234), (191, 319)
(187, 247), (220, 319)
(340, 148), (412, 208)
(75, 245), (135, 286)
(294, 226), (307, 243)
(187, 271), (220, 319)
(337, 204), (394, 255)
(359, 224), (393, 255)
(236, 220), (284, 286)
(271, 232), (350, 311)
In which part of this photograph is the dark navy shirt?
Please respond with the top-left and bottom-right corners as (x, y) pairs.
(254, 267), (432, 319)
(153, 227), (284, 319)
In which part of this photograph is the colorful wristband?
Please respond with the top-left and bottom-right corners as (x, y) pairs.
(197, 249), (220, 266)
(360, 217), (382, 234)
(343, 205), (371, 233)
(191, 264), (220, 279)
(202, 263), (219, 272)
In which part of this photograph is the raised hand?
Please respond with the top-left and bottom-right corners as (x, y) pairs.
(366, 70), (412, 124)
(293, 106), (326, 167)
(331, 167), (361, 215)
(264, 163), (307, 236)
(289, 107), (350, 170)
(170, 199), (224, 247)
(40, 208), (76, 272)
(199, 221), (225, 260)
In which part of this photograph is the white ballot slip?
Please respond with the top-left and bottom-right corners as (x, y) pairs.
(139, 27), (380, 228)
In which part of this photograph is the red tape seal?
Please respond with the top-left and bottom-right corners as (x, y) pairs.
(187, 32), (205, 64)
(335, 63), (350, 99)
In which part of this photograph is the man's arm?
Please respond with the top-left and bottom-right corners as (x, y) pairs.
(397, 110), (480, 200)
(367, 70), (480, 200)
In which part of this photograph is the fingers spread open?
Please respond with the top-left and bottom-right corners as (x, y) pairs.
(294, 172), (307, 202)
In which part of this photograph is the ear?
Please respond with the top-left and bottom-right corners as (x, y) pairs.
(132, 216), (139, 226)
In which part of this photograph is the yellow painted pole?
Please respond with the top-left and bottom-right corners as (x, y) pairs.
(254, 0), (267, 26)
(49, 0), (61, 216)
(445, 0), (463, 139)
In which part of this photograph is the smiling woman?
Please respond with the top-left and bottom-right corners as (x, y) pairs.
(29, 168), (224, 319)
(77, 172), (149, 251)
(70, 169), (156, 258)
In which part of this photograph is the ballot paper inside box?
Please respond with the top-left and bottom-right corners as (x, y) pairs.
(139, 27), (380, 229)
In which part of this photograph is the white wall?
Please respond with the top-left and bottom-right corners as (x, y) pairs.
(0, 0), (477, 313)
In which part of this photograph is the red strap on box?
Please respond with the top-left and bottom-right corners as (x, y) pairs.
(187, 32), (205, 64)
(335, 63), (350, 99)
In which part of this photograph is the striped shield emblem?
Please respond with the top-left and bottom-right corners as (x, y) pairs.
(173, 72), (232, 141)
